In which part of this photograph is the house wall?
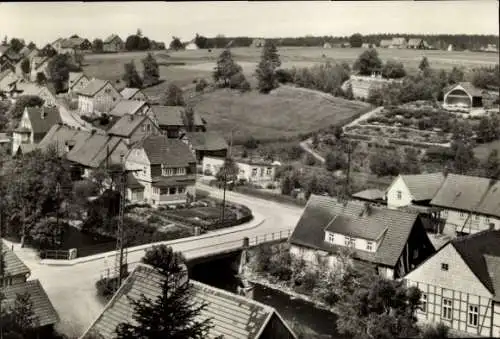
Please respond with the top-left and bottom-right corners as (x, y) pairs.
(103, 39), (123, 53)
(440, 209), (500, 234)
(202, 156), (225, 176)
(404, 243), (493, 336)
(92, 82), (121, 114)
(238, 162), (276, 185)
(29, 61), (49, 82)
(0, 274), (27, 287)
(78, 95), (94, 115)
(386, 176), (413, 208)
(70, 76), (90, 94)
(324, 231), (378, 253)
(12, 109), (33, 154)
(129, 118), (161, 144)
(37, 88), (56, 106)
(259, 313), (297, 339)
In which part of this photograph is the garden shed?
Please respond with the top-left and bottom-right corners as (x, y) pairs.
(443, 82), (483, 110)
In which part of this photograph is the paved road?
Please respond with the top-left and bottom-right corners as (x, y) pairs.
(7, 184), (304, 338)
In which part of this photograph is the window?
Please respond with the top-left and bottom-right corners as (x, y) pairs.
(344, 236), (355, 248)
(266, 167), (272, 175)
(169, 187), (177, 195)
(396, 190), (402, 200)
(162, 166), (174, 176)
(328, 232), (335, 243)
(475, 215), (480, 220)
(366, 241), (373, 251)
(178, 187), (185, 194)
(442, 210), (448, 217)
(460, 212), (466, 219)
(252, 168), (258, 177)
(442, 298), (453, 320)
(468, 304), (479, 327)
(176, 168), (186, 176)
(160, 188), (168, 195)
(260, 168), (264, 177)
(441, 263), (449, 271)
(485, 217), (490, 223)
(147, 124), (151, 132)
(420, 294), (427, 313)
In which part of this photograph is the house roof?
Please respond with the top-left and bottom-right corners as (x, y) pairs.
(76, 79), (110, 97)
(152, 174), (197, 187)
(68, 72), (86, 87)
(1, 242), (31, 277)
(445, 82), (484, 98)
(183, 131), (228, 151)
(151, 106), (204, 127)
(18, 143), (37, 155)
(32, 56), (49, 70)
(104, 34), (121, 44)
(0, 45), (10, 55)
(127, 172), (144, 189)
(475, 180), (500, 218)
(352, 189), (385, 201)
(289, 195), (423, 267)
(109, 100), (148, 117)
(60, 37), (86, 49)
(430, 174), (495, 213)
(37, 124), (92, 157)
(19, 46), (31, 57)
(16, 82), (53, 98)
(484, 255), (500, 302)
(407, 38), (423, 46)
(392, 37), (407, 45)
(451, 230), (500, 295)
(66, 133), (124, 168)
(24, 106), (62, 135)
(120, 87), (141, 100)
(81, 264), (293, 339)
(107, 114), (150, 138)
(1, 279), (59, 327)
(399, 172), (446, 201)
(134, 135), (196, 166)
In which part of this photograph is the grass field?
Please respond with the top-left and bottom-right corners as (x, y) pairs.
(474, 140), (500, 161)
(190, 85), (372, 142)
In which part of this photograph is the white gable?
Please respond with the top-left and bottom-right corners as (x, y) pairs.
(386, 175), (414, 208)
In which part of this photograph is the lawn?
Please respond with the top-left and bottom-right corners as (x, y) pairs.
(474, 139), (500, 161)
(190, 85), (372, 142)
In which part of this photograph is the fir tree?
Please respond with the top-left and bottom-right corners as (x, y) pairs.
(142, 53), (160, 87)
(213, 49), (242, 87)
(419, 56), (430, 73)
(255, 40), (281, 93)
(122, 61), (143, 88)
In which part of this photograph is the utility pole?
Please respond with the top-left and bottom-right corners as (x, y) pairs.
(220, 161), (227, 225)
(56, 182), (61, 247)
(114, 155), (127, 288)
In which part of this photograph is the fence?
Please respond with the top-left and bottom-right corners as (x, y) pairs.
(39, 248), (77, 260)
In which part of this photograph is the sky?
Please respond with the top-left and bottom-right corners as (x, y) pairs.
(0, 1), (498, 46)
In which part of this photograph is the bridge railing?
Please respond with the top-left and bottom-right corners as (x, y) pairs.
(99, 228), (293, 280)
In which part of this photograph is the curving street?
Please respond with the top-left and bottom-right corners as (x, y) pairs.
(6, 184), (304, 337)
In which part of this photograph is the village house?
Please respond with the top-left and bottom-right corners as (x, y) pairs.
(379, 39), (393, 48)
(184, 40), (198, 50)
(30, 56), (51, 82)
(202, 156), (280, 186)
(180, 131), (228, 163)
(343, 75), (402, 100)
(0, 242), (60, 336)
(404, 230), (500, 337)
(107, 114), (161, 145)
(443, 82), (484, 112)
(76, 78), (122, 115)
(109, 100), (151, 118)
(80, 264), (297, 339)
(430, 174), (500, 236)
(11, 106), (62, 155)
(68, 72), (90, 94)
(407, 38), (429, 49)
(390, 37), (407, 49)
(0, 48), (22, 72)
(124, 135), (197, 205)
(120, 87), (148, 101)
(150, 105), (206, 138)
(15, 82), (58, 106)
(103, 34), (124, 53)
(385, 172), (446, 209)
(0, 69), (21, 95)
(289, 195), (436, 280)
(251, 38), (266, 48)
(323, 42), (332, 49)
(361, 43), (372, 48)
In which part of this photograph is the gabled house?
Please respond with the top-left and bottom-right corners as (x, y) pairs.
(107, 114), (161, 145)
(203, 156), (279, 186)
(0, 69), (21, 95)
(404, 230), (500, 337)
(68, 72), (90, 94)
(289, 195), (436, 280)
(379, 39), (393, 48)
(76, 79), (121, 115)
(80, 264), (297, 339)
(12, 106), (62, 155)
(386, 172), (445, 209)
(407, 38), (428, 49)
(184, 41), (199, 50)
(444, 82), (484, 111)
(1, 242), (31, 286)
(109, 99), (151, 118)
(390, 37), (407, 49)
(29, 56), (51, 82)
(103, 34), (124, 53)
(180, 131), (228, 163)
(124, 135), (197, 206)
(430, 174), (500, 235)
(120, 87), (148, 101)
(150, 105), (206, 138)
(15, 82), (57, 106)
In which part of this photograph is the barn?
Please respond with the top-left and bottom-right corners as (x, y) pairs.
(443, 82), (484, 111)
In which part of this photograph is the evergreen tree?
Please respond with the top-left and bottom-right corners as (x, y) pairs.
(122, 61), (143, 88)
(160, 84), (185, 106)
(115, 245), (213, 338)
(20, 58), (30, 75)
(255, 40), (282, 93)
(450, 140), (476, 175)
(213, 49), (242, 87)
(182, 106), (195, 132)
(48, 54), (80, 93)
(402, 148), (421, 174)
(419, 56), (430, 73)
(142, 53), (159, 87)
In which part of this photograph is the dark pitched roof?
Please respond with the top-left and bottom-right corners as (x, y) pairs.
(151, 106), (204, 127)
(76, 79), (110, 97)
(135, 135), (196, 166)
(127, 172), (144, 189)
(66, 133), (124, 168)
(430, 174), (494, 212)
(475, 181), (500, 218)
(1, 279), (59, 327)
(399, 172), (445, 201)
(451, 230), (500, 295)
(68, 72), (87, 88)
(109, 100), (148, 117)
(25, 106), (62, 135)
(107, 114), (150, 138)
(60, 37), (86, 49)
(104, 34), (121, 44)
(81, 264), (294, 339)
(37, 124), (92, 157)
(445, 82), (483, 98)
(120, 87), (140, 100)
(289, 195), (423, 267)
(352, 189), (385, 201)
(1, 242), (31, 277)
(184, 131), (228, 151)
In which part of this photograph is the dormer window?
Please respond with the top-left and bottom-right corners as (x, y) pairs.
(162, 165), (174, 176)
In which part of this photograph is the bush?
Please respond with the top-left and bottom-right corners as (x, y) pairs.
(275, 69), (293, 83)
(95, 273), (129, 302)
(305, 153), (317, 166)
(266, 183), (276, 189)
(243, 136), (260, 149)
(147, 215), (162, 224)
(195, 78), (208, 92)
(229, 72), (247, 89)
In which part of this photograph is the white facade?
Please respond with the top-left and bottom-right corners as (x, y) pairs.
(11, 109), (33, 154)
(439, 209), (500, 234)
(386, 175), (413, 209)
(78, 82), (121, 115)
(69, 75), (90, 94)
(404, 243), (498, 337)
(202, 156), (277, 185)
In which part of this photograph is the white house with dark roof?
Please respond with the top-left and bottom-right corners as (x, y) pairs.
(80, 264), (297, 339)
(103, 34), (124, 53)
(385, 172), (446, 209)
(404, 230), (500, 337)
(108, 99), (151, 118)
(289, 195), (436, 280)
(68, 72), (90, 94)
(76, 78), (121, 115)
(124, 135), (197, 206)
(120, 87), (148, 101)
(107, 114), (161, 145)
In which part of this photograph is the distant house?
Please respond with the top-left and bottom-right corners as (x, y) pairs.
(103, 34), (124, 53)
(68, 72), (90, 94)
(385, 172), (446, 209)
(289, 195), (436, 280)
(184, 41), (198, 50)
(390, 37), (407, 49)
(361, 43), (372, 48)
(107, 114), (161, 145)
(180, 131), (228, 163)
(482, 44), (498, 52)
(344, 75), (401, 100)
(80, 264), (297, 339)
(379, 39), (393, 48)
(76, 79), (122, 115)
(251, 38), (266, 48)
(443, 82), (484, 111)
(430, 174), (500, 235)
(407, 38), (428, 49)
(0, 69), (21, 94)
(447, 44), (454, 52)
(404, 230), (500, 338)
(323, 42), (332, 49)
(150, 106), (206, 138)
(203, 156), (280, 186)
(12, 106), (62, 155)
(120, 87), (148, 101)
(124, 135), (197, 206)
(109, 100), (151, 118)
(29, 56), (51, 82)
